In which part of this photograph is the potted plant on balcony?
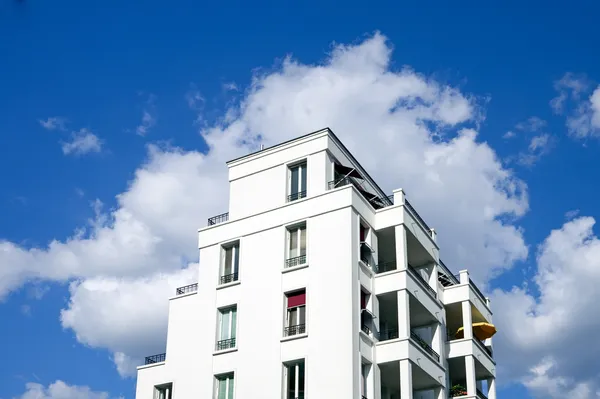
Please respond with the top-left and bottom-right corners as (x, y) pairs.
(450, 384), (468, 397)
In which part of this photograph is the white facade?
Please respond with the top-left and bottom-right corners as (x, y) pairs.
(135, 128), (498, 399)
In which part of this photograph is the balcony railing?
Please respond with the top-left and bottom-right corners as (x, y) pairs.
(144, 353), (166, 364)
(285, 255), (306, 268)
(438, 259), (459, 287)
(207, 212), (229, 226)
(328, 177), (393, 210)
(474, 337), (493, 358)
(175, 283), (198, 295)
(361, 324), (371, 335)
(284, 323), (306, 337)
(404, 199), (432, 234)
(374, 260), (397, 274)
(219, 272), (238, 285)
(378, 328), (399, 341)
(287, 191), (307, 202)
(410, 331), (440, 362)
(407, 264), (437, 298)
(216, 337), (236, 351)
(470, 278), (487, 303)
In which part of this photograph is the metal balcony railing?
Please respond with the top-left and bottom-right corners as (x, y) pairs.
(216, 337), (236, 351)
(410, 331), (440, 362)
(175, 283), (198, 295)
(378, 328), (399, 341)
(285, 255), (306, 268)
(438, 259), (459, 287)
(219, 272), (238, 285)
(470, 278), (487, 303)
(361, 324), (371, 335)
(404, 199), (432, 234)
(375, 260), (397, 274)
(407, 264), (437, 298)
(328, 178), (393, 210)
(284, 323), (306, 337)
(145, 353), (166, 364)
(474, 337), (493, 358)
(287, 191), (307, 202)
(207, 212), (229, 226)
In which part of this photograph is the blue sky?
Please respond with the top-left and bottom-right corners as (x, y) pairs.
(2, 1), (600, 398)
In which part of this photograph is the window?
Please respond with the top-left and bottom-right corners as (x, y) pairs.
(216, 306), (237, 350)
(288, 161), (307, 202)
(285, 224), (306, 268)
(154, 383), (173, 399)
(284, 360), (305, 399)
(284, 290), (306, 336)
(220, 242), (239, 284)
(361, 290), (373, 335)
(215, 373), (234, 399)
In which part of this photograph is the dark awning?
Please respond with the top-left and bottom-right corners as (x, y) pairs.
(334, 163), (362, 179)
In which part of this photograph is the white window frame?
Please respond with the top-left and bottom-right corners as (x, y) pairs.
(285, 290), (306, 335)
(214, 373), (234, 399)
(154, 383), (173, 399)
(287, 160), (307, 201)
(283, 360), (305, 399)
(220, 241), (240, 282)
(217, 306), (237, 343)
(286, 223), (307, 262)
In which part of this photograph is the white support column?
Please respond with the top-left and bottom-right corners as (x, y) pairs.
(433, 386), (444, 399)
(399, 359), (413, 399)
(432, 322), (443, 361)
(465, 355), (477, 396)
(395, 225), (408, 271)
(397, 290), (411, 339)
(486, 297), (494, 350)
(374, 364), (382, 399)
(429, 262), (439, 295)
(461, 301), (473, 340)
(487, 378), (497, 399)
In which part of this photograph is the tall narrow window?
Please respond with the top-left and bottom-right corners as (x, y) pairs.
(154, 383), (173, 399)
(216, 306), (237, 350)
(361, 290), (373, 335)
(284, 290), (306, 337)
(220, 242), (239, 284)
(284, 360), (305, 399)
(288, 161), (307, 202)
(215, 373), (234, 399)
(360, 224), (367, 242)
(285, 223), (306, 268)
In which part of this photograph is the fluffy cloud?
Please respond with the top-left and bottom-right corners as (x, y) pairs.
(1, 33), (528, 376)
(492, 217), (600, 397)
(15, 380), (120, 399)
(61, 128), (103, 156)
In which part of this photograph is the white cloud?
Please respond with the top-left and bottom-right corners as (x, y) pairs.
(15, 380), (120, 399)
(492, 216), (600, 397)
(0, 33), (529, 377)
(516, 116), (547, 132)
(503, 130), (516, 139)
(517, 133), (554, 166)
(136, 94), (157, 136)
(565, 209), (580, 220)
(504, 117), (553, 166)
(550, 73), (589, 114)
(39, 117), (68, 131)
(60, 266), (197, 377)
(61, 128), (103, 156)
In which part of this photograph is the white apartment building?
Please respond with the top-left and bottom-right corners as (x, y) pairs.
(135, 128), (498, 399)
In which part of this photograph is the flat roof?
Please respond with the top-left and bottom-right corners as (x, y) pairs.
(226, 127), (389, 199)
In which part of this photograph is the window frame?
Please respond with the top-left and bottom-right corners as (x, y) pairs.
(287, 160), (307, 202)
(285, 222), (307, 267)
(283, 359), (305, 399)
(220, 240), (240, 284)
(214, 372), (235, 399)
(154, 383), (173, 399)
(216, 305), (237, 350)
(284, 289), (307, 336)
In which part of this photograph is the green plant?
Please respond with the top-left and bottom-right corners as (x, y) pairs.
(449, 384), (468, 397)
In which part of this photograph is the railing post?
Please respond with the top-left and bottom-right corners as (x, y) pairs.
(459, 269), (469, 284)
(430, 227), (437, 242)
